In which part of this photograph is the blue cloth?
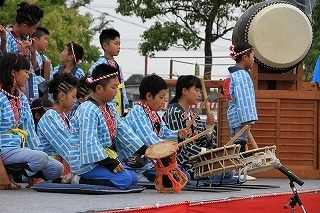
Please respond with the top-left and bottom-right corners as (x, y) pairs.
(31, 182), (145, 194)
(81, 165), (138, 190)
(226, 66), (258, 128)
(230, 125), (249, 142)
(312, 56), (320, 82)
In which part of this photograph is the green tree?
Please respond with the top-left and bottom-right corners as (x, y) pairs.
(304, 1), (320, 82)
(0, 0), (102, 73)
(125, 74), (144, 85)
(116, 0), (261, 80)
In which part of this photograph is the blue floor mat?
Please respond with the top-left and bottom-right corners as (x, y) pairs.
(31, 182), (145, 195)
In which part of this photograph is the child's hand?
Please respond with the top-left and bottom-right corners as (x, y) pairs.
(0, 25), (6, 40)
(29, 38), (37, 53)
(178, 128), (192, 139)
(113, 162), (125, 173)
(206, 113), (215, 126)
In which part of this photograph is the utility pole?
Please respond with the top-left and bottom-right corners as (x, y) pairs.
(169, 59), (173, 100)
(144, 56), (148, 76)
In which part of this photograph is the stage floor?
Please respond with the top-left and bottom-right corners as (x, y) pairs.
(0, 178), (319, 213)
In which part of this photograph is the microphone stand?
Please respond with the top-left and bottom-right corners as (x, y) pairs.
(284, 181), (307, 213)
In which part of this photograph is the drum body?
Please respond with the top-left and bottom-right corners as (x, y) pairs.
(232, 0), (313, 72)
(190, 145), (244, 179)
(145, 141), (188, 193)
(239, 145), (278, 175)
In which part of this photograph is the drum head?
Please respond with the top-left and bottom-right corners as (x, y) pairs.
(145, 141), (178, 159)
(232, 1), (313, 71)
(247, 3), (312, 70)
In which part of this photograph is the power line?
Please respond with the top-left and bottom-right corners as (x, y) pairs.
(84, 5), (148, 29)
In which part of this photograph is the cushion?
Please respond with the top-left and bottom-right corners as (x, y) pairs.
(31, 182), (145, 195)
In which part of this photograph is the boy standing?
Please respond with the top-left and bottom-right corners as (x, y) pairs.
(32, 27), (52, 81)
(223, 42), (258, 152)
(32, 27), (52, 98)
(88, 28), (128, 116)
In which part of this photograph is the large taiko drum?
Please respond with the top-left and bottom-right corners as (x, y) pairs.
(145, 140), (188, 193)
(190, 145), (244, 179)
(232, 0), (313, 72)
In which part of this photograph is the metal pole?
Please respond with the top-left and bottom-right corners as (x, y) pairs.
(144, 56), (148, 76)
(169, 59), (173, 100)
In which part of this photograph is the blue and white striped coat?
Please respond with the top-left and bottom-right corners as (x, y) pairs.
(88, 57), (128, 106)
(0, 92), (40, 153)
(226, 66), (258, 128)
(51, 65), (85, 79)
(6, 32), (42, 99)
(68, 101), (144, 175)
(37, 109), (80, 173)
(124, 104), (178, 146)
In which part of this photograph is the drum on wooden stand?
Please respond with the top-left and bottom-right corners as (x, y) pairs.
(145, 140), (188, 194)
(190, 144), (244, 179)
(225, 125), (279, 181)
(145, 129), (212, 193)
(232, 0), (313, 72)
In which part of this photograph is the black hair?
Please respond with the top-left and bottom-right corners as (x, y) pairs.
(139, 74), (168, 100)
(67, 42), (84, 64)
(30, 98), (53, 126)
(16, 2), (44, 27)
(77, 76), (92, 99)
(48, 72), (78, 101)
(233, 42), (253, 62)
(32, 27), (49, 39)
(87, 64), (118, 92)
(170, 75), (201, 104)
(99, 28), (120, 49)
(0, 53), (30, 93)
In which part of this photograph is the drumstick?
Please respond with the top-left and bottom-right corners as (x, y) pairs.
(225, 125), (250, 146)
(178, 129), (211, 147)
(248, 130), (258, 149)
(186, 96), (210, 129)
(200, 78), (211, 115)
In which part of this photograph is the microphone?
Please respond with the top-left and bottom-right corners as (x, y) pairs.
(273, 161), (304, 186)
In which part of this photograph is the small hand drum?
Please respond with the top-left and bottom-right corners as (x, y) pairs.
(145, 141), (188, 193)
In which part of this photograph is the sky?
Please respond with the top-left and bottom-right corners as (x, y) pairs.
(77, 0), (235, 81)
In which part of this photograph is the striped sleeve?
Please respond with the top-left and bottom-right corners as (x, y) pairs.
(37, 110), (71, 158)
(50, 66), (59, 79)
(110, 104), (143, 159)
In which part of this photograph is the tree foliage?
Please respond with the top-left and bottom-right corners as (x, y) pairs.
(304, 1), (320, 81)
(116, 0), (262, 79)
(0, 0), (102, 73)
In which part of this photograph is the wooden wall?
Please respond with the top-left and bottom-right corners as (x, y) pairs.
(218, 85), (320, 178)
